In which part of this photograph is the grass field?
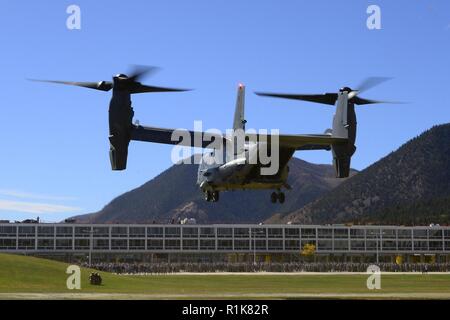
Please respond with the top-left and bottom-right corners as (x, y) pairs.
(1, 253), (450, 299)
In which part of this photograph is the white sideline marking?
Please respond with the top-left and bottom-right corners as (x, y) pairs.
(2, 292), (450, 300)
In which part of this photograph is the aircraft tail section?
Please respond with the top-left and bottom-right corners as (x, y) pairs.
(233, 84), (246, 131)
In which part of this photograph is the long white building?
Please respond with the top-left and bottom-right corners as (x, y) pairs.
(1, 223), (449, 262)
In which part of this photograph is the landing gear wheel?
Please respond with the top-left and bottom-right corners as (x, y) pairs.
(270, 192), (277, 203)
(204, 191), (212, 202)
(204, 191), (219, 202)
(278, 192), (285, 204)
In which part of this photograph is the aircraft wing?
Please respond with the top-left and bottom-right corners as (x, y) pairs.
(245, 133), (347, 150)
(131, 125), (346, 151)
(278, 133), (347, 150)
(131, 125), (228, 148)
(296, 144), (332, 151)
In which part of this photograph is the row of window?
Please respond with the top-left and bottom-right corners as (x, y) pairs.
(2, 238), (450, 251)
(1, 226), (449, 239)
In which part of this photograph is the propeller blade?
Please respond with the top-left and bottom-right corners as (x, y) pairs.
(353, 96), (407, 105)
(255, 92), (338, 105)
(28, 79), (112, 91)
(128, 65), (159, 82)
(355, 77), (392, 94)
(131, 83), (191, 94)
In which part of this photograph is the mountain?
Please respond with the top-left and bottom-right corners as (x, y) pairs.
(273, 123), (450, 225)
(72, 158), (356, 224)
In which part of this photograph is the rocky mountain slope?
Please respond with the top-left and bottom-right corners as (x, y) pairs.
(73, 157), (355, 224)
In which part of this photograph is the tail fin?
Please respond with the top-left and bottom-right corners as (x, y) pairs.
(233, 84), (246, 131)
(331, 92), (356, 178)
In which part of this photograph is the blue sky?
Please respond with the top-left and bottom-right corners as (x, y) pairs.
(0, 0), (449, 221)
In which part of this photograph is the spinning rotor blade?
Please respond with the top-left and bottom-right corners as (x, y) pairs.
(28, 79), (112, 91)
(353, 96), (407, 105)
(254, 92), (338, 105)
(351, 77), (406, 104)
(255, 77), (401, 106)
(131, 83), (191, 94)
(128, 65), (160, 82)
(354, 77), (392, 94)
(127, 65), (191, 93)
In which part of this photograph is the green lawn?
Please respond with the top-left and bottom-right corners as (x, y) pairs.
(1, 253), (450, 299)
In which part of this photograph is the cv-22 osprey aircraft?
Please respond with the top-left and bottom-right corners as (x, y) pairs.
(32, 67), (393, 203)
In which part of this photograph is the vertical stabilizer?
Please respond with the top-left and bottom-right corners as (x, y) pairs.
(233, 84), (246, 131)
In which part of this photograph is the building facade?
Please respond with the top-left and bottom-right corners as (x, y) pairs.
(1, 223), (450, 263)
